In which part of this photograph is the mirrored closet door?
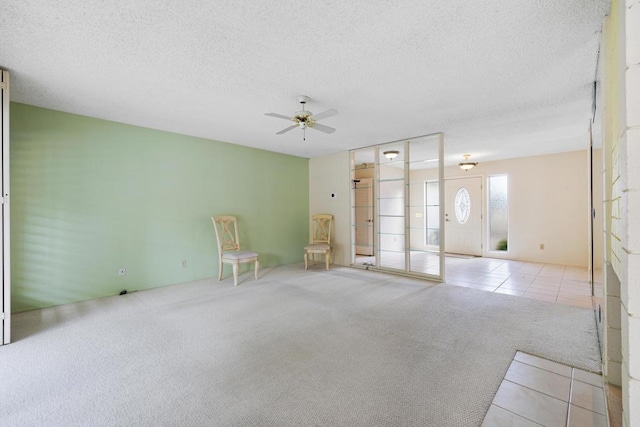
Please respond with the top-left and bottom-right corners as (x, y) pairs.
(350, 133), (444, 281)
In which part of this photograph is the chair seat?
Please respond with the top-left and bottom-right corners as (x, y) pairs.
(212, 216), (260, 287)
(305, 243), (330, 251)
(222, 250), (259, 260)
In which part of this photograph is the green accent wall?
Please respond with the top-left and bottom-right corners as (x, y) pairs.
(10, 103), (309, 312)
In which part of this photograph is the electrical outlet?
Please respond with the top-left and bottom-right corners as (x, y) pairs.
(181, 260), (187, 268)
(118, 267), (126, 276)
(539, 244), (545, 250)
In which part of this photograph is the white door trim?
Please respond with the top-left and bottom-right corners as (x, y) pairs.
(1, 70), (10, 345)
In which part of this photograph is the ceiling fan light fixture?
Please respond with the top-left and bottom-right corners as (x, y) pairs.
(383, 150), (400, 160)
(265, 95), (338, 140)
(459, 154), (478, 171)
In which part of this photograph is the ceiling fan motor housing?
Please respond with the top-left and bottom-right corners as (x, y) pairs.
(294, 110), (313, 127)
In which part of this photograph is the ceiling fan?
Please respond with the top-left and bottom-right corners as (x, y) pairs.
(265, 95), (338, 141)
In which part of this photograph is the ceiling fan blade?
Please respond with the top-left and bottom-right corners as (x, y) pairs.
(309, 123), (336, 134)
(276, 125), (298, 135)
(265, 112), (293, 121)
(310, 109), (338, 121)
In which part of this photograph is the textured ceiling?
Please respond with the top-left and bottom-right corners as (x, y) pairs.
(0, 0), (610, 163)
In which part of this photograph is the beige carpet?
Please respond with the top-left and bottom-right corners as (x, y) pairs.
(0, 264), (600, 426)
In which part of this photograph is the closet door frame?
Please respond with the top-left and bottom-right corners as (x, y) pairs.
(1, 70), (10, 345)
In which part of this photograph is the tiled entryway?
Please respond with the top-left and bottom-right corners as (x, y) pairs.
(443, 257), (602, 309)
(354, 254), (602, 309)
(482, 352), (607, 427)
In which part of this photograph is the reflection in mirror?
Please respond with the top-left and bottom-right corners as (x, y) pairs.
(351, 149), (376, 266)
(408, 135), (442, 277)
(378, 144), (405, 269)
(350, 133), (443, 280)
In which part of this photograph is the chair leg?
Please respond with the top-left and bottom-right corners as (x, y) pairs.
(304, 251), (308, 270)
(218, 259), (223, 281)
(232, 262), (238, 287)
(326, 251), (330, 270)
(254, 259), (259, 280)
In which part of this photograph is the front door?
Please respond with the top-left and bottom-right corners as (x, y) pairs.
(445, 176), (482, 256)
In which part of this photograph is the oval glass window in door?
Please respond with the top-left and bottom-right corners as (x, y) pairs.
(454, 187), (471, 224)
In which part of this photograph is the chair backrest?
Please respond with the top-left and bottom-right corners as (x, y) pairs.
(311, 214), (333, 245)
(211, 216), (240, 252)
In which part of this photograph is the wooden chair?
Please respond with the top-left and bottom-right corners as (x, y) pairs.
(304, 214), (333, 270)
(211, 216), (259, 286)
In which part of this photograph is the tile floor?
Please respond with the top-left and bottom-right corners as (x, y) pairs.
(355, 254), (603, 309)
(482, 352), (607, 427)
(444, 257), (602, 309)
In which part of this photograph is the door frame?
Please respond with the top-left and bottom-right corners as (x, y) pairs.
(1, 70), (10, 345)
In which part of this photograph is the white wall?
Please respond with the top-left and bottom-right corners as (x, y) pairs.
(601, 1), (625, 387)
(618, 0), (640, 422)
(410, 150), (592, 266)
(309, 151), (351, 266)
(310, 148), (597, 268)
